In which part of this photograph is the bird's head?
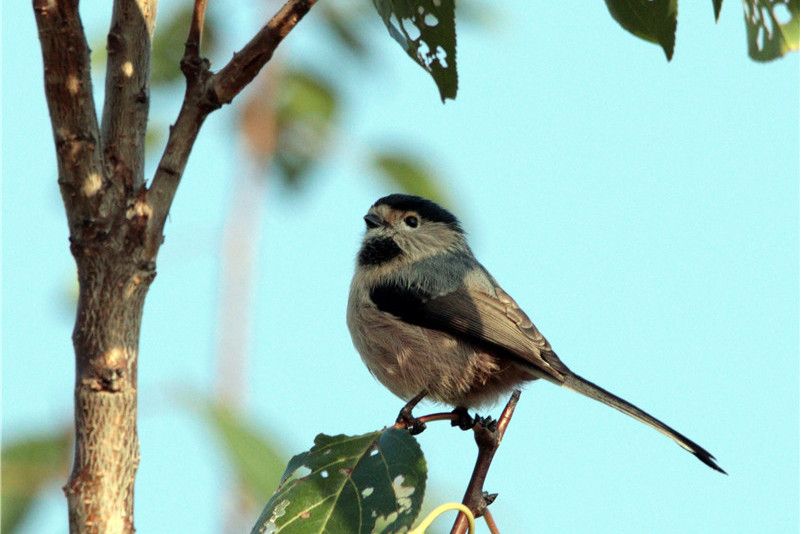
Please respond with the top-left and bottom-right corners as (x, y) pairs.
(357, 194), (465, 267)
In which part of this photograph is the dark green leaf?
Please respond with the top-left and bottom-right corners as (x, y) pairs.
(371, 151), (449, 205)
(744, 1), (799, 61)
(251, 429), (426, 534)
(372, 0), (458, 101)
(1, 430), (71, 532)
(200, 401), (287, 499)
(713, 0), (723, 21)
(274, 69), (339, 186)
(604, 0), (678, 60)
(151, 5), (219, 85)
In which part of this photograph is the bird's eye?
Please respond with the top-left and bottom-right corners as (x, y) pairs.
(404, 215), (419, 228)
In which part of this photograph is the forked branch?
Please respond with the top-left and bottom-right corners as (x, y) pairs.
(33, 0), (318, 531)
(146, 0), (317, 256)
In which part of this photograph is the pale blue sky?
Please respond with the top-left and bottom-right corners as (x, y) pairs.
(3, 1), (799, 533)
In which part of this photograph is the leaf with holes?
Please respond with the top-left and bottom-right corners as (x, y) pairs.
(604, 0), (678, 60)
(371, 150), (450, 206)
(251, 429), (426, 534)
(744, 0), (799, 61)
(372, 0), (458, 101)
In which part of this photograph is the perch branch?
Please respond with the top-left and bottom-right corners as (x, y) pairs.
(146, 0), (317, 257)
(450, 389), (521, 534)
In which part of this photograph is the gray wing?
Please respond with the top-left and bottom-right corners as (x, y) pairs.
(369, 278), (569, 383)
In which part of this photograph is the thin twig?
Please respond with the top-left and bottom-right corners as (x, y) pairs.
(392, 411), (460, 431)
(450, 390), (522, 534)
(210, 0), (317, 106)
(185, 0), (208, 60)
(495, 390), (520, 440)
(418, 412), (462, 426)
(483, 509), (501, 534)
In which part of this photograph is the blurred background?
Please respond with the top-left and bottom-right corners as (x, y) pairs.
(2, 1), (799, 532)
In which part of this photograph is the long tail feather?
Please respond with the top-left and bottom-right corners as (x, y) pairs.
(562, 372), (726, 474)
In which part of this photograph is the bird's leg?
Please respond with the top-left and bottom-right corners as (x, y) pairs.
(450, 406), (476, 431)
(395, 390), (428, 435)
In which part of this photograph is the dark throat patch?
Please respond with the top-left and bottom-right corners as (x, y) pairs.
(358, 236), (402, 266)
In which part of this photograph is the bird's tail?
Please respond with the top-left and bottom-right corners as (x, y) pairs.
(561, 372), (726, 474)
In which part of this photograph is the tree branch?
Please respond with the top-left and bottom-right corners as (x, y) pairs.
(100, 0), (157, 198)
(33, 0), (104, 235)
(483, 509), (501, 534)
(146, 0), (317, 257)
(450, 390), (521, 534)
(209, 0), (317, 106)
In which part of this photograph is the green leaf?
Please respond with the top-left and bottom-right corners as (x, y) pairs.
(713, 0), (723, 21)
(251, 429), (427, 534)
(274, 69), (339, 187)
(200, 401), (287, 500)
(744, 1), (799, 61)
(371, 151), (449, 205)
(372, 0), (458, 101)
(1, 430), (71, 533)
(604, 0), (678, 60)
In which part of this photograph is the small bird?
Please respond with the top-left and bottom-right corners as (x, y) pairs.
(347, 193), (724, 473)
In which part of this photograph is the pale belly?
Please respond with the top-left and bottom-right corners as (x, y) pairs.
(347, 301), (533, 409)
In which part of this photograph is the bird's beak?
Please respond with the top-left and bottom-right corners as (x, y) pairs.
(363, 212), (384, 229)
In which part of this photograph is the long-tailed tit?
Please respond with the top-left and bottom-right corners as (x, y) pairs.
(347, 194), (724, 473)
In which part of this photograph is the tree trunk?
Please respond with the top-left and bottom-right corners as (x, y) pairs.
(32, 0), (316, 530)
(66, 244), (155, 533)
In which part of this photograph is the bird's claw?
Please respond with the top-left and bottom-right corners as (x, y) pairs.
(472, 415), (499, 448)
(395, 409), (427, 435)
(450, 407), (475, 431)
(475, 415), (498, 432)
